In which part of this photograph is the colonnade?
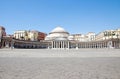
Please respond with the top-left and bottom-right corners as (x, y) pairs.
(75, 40), (119, 49)
(1, 38), (120, 49)
(52, 41), (69, 49)
(77, 42), (108, 48)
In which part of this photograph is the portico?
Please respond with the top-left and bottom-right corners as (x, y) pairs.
(45, 27), (70, 49)
(52, 40), (69, 49)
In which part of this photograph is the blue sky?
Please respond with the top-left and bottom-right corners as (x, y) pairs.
(0, 0), (120, 34)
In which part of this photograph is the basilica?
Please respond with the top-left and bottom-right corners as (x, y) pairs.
(0, 26), (120, 49)
(45, 27), (70, 49)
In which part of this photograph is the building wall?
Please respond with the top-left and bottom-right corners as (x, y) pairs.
(38, 32), (47, 41)
(104, 29), (120, 39)
(86, 32), (95, 41)
(95, 32), (104, 41)
(14, 30), (46, 41)
(96, 29), (120, 41)
(12, 38), (120, 49)
(72, 33), (95, 42)
(0, 26), (6, 43)
(72, 34), (81, 41)
(0, 26), (6, 36)
(28, 31), (39, 41)
(14, 30), (28, 40)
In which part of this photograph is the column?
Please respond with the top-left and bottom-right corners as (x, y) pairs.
(58, 41), (59, 48)
(90, 43), (91, 48)
(68, 41), (69, 49)
(102, 42), (103, 48)
(79, 43), (81, 48)
(53, 41), (54, 48)
(52, 41), (53, 48)
(100, 42), (102, 48)
(61, 41), (63, 48)
(114, 41), (115, 48)
(89, 43), (90, 48)
(87, 43), (89, 48)
(63, 41), (64, 49)
(58, 41), (60, 48)
(55, 41), (57, 48)
(62, 41), (64, 48)
(104, 42), (106, 48)
(101, 42), (103, 48)
(56, 41), (57, 48)
(48, 43), (49, 49)
(56, 41), (58, 48)
(102, 42), (104, 48)
(92, 43), (94, 48)
(11, 39), (13, 49)
(65, 41), (67, 48)
(97, 43), (99, 48)
(101, 43), (103, 48)
(54, 41), (55, 48)
(99, 43), (101, 48)
(59, 41), (60, 48)
(85, 43), (86, 48)
(96, 43), (98, 48)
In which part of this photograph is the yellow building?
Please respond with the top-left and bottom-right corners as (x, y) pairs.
(28, 30), (38, 41)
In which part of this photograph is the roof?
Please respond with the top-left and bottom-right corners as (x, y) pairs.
(50, 27), (68, 33)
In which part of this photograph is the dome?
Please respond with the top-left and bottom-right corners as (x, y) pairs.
(50, 27), (68, 33)
(45, 26), (69, 40)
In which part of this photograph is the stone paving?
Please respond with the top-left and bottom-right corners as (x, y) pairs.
(0, 49), (120, 79)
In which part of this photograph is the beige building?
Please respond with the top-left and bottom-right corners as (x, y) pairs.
(28, 30), (38, 41)
(95, 32), (104, 41)
(96, 29), (120, 41)
(72, 32), (95, 42)
(103, 29), (120, 39)
(72, 34), (81, 41)
(86, 32), (95, 41)
(14, 30), (28, 40)
(14, 30), (46, 41)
